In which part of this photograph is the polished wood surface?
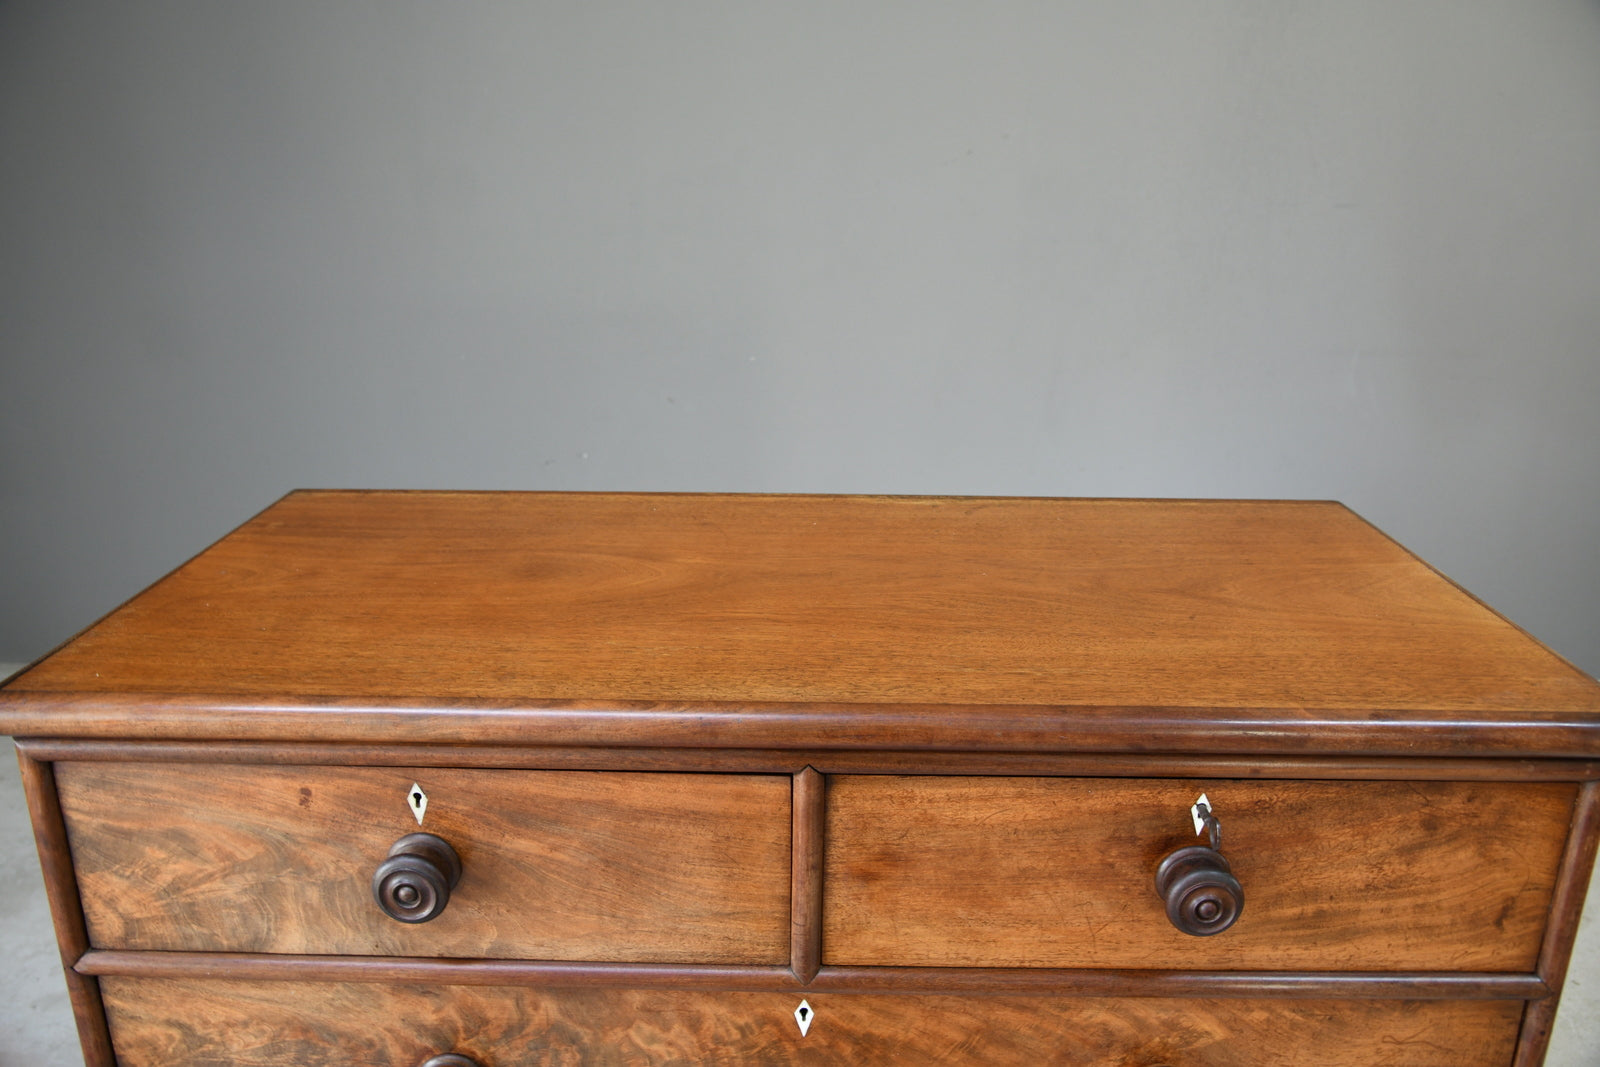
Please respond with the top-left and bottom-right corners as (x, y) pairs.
(790, 767), (824, 983)
(21, 737), (1600, 781)
(5, 492), (1597, 720)
(98, 979), (1526, 1066)
(824, 776), (1574, 971)
(56, 762), (790, 963)
(17, 751), (116, 1067)
(1514, 779), (1600, 1066)
(10, 690), (1599, 756)
(74, 949), (1551, 1000)
(6, 492), (1598, 1066)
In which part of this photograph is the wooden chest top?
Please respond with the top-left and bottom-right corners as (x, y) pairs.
(3, 491), (1598, 756)
(3, 492), (1598, 1066)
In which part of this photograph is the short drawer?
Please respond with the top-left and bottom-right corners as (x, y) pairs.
(57, 762), (791, 963)
(98, 977), (1525, 1066)
(824, 776), (1575, 971)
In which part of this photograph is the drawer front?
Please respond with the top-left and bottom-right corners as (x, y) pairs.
(99, 978), (1524, 1066)
(57, 762), (791, 963)
(824, 776), (1574, 970)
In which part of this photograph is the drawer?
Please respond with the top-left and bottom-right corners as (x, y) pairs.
(824, 776), (1575, 970)
(99, 977), (1525, 1066)
(56, 763), (791, 963)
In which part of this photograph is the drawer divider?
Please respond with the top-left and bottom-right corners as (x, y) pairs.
(791, 766), (825, 983)
(73, 949), (1551, 1001)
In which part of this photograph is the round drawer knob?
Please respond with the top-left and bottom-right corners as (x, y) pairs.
(373, 832), (462, 923)
(1154, 844), (1243, 936)
(419, 1056), (481, 1067)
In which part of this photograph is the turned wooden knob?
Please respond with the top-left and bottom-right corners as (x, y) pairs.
(1154, 844), (1243, 936)
(373, 832), (462, 923)
(419, 1055), (481, 1067)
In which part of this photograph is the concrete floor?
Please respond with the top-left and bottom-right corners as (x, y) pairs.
(1, 663), (1596, 1064)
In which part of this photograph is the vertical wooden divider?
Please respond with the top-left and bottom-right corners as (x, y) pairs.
(790, 766), (825, 984)
(16, 745), (117, 1066)
(1513, 779), (1600, 1067)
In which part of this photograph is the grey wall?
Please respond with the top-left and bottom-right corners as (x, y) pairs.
(3, 1), (1598, 675)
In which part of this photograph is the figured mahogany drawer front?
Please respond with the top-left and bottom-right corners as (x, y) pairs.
(56, 762), (791, 963)
(97, 977), (1525, 1066)
(824, 776), (1576, 971)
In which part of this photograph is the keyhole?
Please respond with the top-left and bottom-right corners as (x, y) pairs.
(413, 792), (422, 805)
(794, 999), (814, 1036)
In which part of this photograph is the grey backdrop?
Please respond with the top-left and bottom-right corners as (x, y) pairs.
(3, 1), (1598, 677)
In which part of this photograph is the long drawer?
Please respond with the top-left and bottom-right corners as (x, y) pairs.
(824, 776), (1575, 970)
(99, 978), (1526, 1066)
(56, 763), (792, 963)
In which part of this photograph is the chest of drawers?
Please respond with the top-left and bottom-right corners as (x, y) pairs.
(2, 491), (1597, 1066)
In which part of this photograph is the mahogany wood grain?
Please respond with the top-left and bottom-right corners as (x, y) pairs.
(55, 762), (790, 963)
(16, 750), (117, 1067)
(1513, 780), (1600, 1066)
(98, 978), (1527, 1066)
(824, 776), (1573, 971)
(6, 493), (1599, 1066)
(805, 966), (1549, 1000)
(78, 951), (803, 990)
(4, 494), (1597, 742)
(18, 737), (1600, 781)
(790, 768), (824, 983)
(75, 949), (1550, 1000)
(8, 691), (1598, 757)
